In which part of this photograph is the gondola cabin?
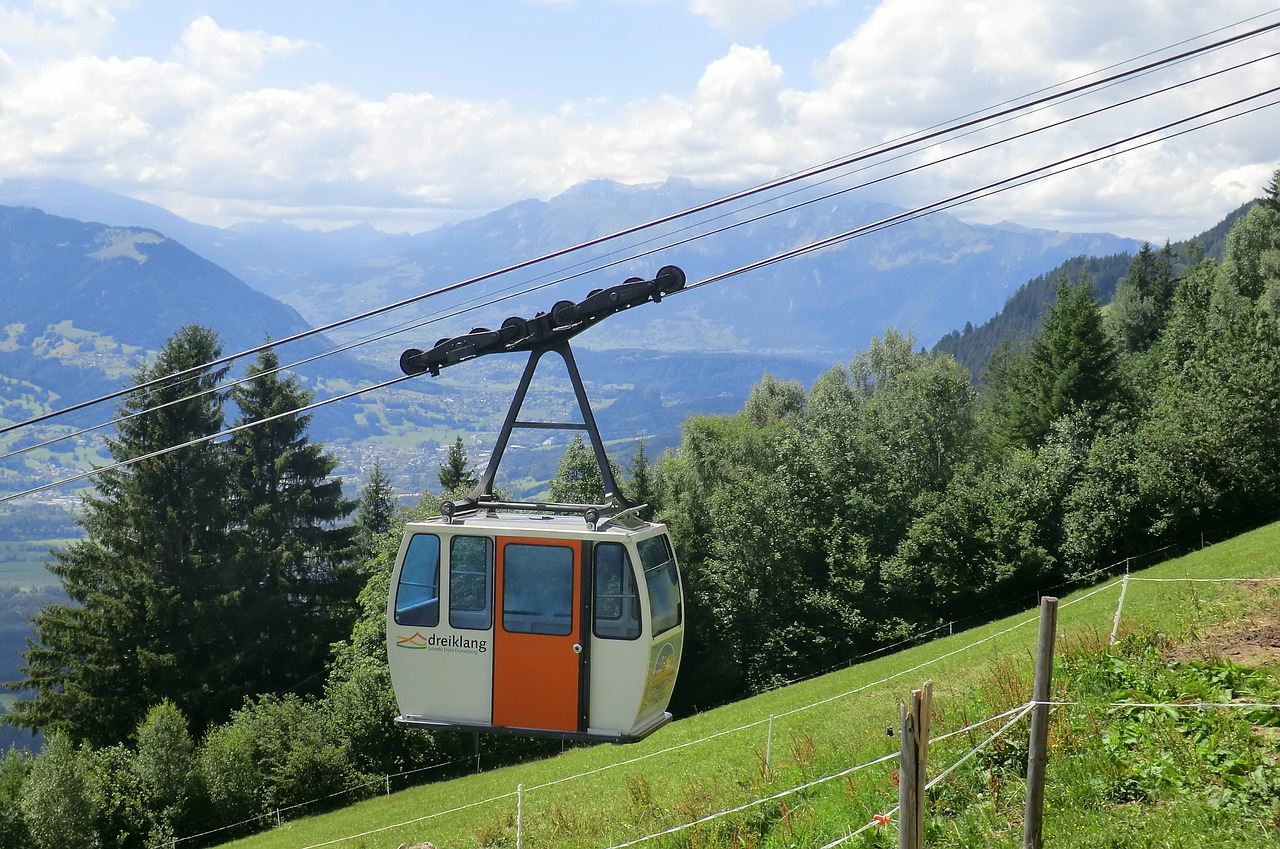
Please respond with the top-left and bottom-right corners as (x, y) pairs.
(387, 510), (684, 743)
(389, 266), (689, 743)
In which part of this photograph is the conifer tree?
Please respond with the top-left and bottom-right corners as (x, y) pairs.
(998, 277), (1119, 447)
(437, 435), (478, 493)
(1108, 242), (1177, 352)
(627, 438), (658, 520)
(12, 325), (230, 745)
(1263, 166), (1280, 214)
(226, 347), (357, 701)
(355, 459), (397, 556)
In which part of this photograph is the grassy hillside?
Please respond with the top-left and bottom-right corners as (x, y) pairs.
(216, 523), (1280, 849)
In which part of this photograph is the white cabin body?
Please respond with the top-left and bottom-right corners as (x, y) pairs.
(386, 511), (684, 743)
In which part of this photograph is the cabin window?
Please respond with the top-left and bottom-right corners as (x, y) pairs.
(638, 534), (681, 636)
(394, 534), (441, 627)
(449, 535), (493, 630)
(502, 543), (574, 636)
(593, 543), (641, 640)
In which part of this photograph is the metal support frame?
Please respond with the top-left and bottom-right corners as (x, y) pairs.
(399, 266), (685, 526)
(472, 338), (627, 508)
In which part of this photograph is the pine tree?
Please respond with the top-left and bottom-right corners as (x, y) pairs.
(11, 325), (230, 745)
(437, 435), (478, 494)
(627, 438), (658, 521)
(226, 347), (357, 701)
(1001, 277), (1119, 447)
(355, 460), (397, 556)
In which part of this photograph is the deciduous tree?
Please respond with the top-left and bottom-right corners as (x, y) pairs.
(548, 434), (619, 504)
(21, 734), (99, 849)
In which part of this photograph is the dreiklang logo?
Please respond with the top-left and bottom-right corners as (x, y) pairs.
(396, 631), (489, 653)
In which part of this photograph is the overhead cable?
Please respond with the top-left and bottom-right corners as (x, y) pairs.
(4, 84), (1275, 505)
(5, 38), (1275, 466)
(3, 16), (1275, 440)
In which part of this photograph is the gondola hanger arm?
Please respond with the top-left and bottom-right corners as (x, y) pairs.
(397, 264), (685, 523)
(399, 265), (685, 377)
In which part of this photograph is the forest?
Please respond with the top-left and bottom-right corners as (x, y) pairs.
(0, 170), (1278, 848)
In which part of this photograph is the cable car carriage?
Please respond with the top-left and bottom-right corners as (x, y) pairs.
(387, 267), (687, 743)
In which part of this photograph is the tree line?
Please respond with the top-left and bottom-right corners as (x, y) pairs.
(0, 169), (1277, 847)
(7, 330), (363, 748)
(654, 172), (1280, 708)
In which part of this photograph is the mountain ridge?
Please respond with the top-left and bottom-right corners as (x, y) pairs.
(1, 177), (1151, 498)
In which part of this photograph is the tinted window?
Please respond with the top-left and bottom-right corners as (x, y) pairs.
(450, 536), (493, 630)
(503, 543), (574, 636)
(593, 543), (640, 640)
(638, 534), (681, 636)
(394, 534), (440, 627)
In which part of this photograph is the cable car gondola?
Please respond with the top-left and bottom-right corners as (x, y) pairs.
(387, 266), (687, 743)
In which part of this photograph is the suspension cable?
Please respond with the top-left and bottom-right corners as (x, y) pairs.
(3, 17), (1274, 442)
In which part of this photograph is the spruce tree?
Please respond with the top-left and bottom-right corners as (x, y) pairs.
(355, 459), (397, 556)
(437, 435), (478, 493)
(627, 438), (658, 520)
(11, 325), (230, 745)
(1002, 277), (1119, 447)
(226, 347), (357, 701)
(1263, 166), (1280, 214)
(1109, 243), (1171, 352)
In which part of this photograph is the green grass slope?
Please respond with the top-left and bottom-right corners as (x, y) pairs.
(220, 524), (1280, 849)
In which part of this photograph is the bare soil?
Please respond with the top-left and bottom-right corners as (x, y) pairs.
(1168, 585), (1280, 671)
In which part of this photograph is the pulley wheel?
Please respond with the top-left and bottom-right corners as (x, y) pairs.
(551, 299), (578, 327)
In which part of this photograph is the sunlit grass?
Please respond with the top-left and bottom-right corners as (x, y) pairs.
(221, 522), (1280, 849)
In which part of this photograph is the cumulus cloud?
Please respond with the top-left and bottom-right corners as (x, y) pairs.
(0, 0), (129, 55)
(756, 0), (1276, 240)
(689, 0), (837, 38)
(177, 15), (312, 84)
(0, 0), (1273, 240)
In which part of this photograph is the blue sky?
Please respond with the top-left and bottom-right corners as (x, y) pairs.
(90, 2), (880, 106)
(0, 1), (1276, 241)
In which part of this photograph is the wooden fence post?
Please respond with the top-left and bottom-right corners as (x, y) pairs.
(1023, 596), (1059, 849)
(1109, 571), (1129, 645)
(898, 681), (932, 849)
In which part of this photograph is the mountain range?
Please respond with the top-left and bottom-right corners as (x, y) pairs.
(0, 176), (1148, 499)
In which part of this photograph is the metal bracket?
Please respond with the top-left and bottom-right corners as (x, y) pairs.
(400, 266), (685, 378)
(400, 266), (685, 520)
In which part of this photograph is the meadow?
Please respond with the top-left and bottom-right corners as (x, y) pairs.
(214, 523), (1280, 849)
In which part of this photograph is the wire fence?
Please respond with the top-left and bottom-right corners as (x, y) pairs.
(150, 555), (1280, 849)
(159, 757), (471, 847)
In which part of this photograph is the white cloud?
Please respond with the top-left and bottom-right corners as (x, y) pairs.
(0, 53), (213, 175)
(177, 15), (312, 84)
(689, 0), (836, 38)
(786, 0), (1279, 240)
(0, 0), (129, 54)
(0, 0), (1273, 240)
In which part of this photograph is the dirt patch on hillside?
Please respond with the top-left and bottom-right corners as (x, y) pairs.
(1167, 586), (1280, 671)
